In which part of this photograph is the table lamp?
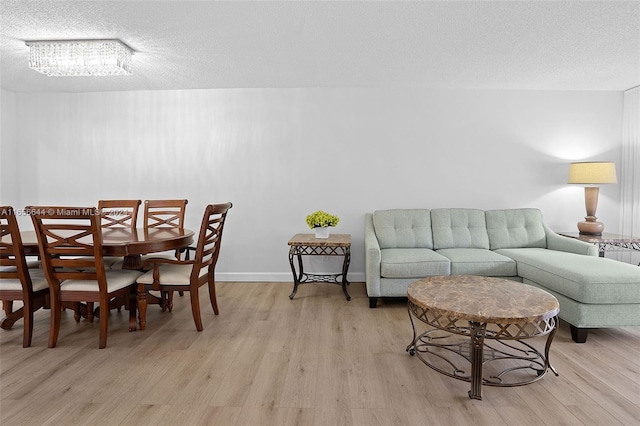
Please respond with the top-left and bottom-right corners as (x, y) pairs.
(568, 161), (617, 235)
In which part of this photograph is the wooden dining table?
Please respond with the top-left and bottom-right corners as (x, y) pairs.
(14, 227), (195, 331)
(20, 227), (194, 270)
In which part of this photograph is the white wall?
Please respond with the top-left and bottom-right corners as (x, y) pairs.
(0, 90), (18, 204)
(1, 88), (624, 281)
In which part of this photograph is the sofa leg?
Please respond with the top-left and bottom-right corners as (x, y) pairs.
(369, 297), (378, 308)
(570, 325), (588, 343)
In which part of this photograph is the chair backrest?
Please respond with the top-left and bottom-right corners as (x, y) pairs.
(192, 203), (232, 277)
(28, 206), (108, 290)
(0, 206), (33, 293)
(97, 199), (141, 229)
(144, 199), (188, 229)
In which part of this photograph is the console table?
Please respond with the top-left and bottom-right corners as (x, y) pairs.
(287, 233), (351, 301)
(558, 232), (640, 263)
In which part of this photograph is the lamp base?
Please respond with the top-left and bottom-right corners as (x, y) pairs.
(577, 218), (604, 235)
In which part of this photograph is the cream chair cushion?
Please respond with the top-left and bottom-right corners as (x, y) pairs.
(0, 260), (41, 272)
(60, 269), (143, 292)
(136, 264), (208, 286)
(0, 269), (48, 292)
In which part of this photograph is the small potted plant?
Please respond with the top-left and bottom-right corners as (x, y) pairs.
(306, 210), (340, 238)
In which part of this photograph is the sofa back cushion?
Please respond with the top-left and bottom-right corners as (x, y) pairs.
(373, 209), (433, 249)
(431, 208), (490, 249)
(485, 208), (547, 249)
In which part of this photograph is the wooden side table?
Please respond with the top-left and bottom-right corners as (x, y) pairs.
(287, 233), (351, 301)
(558, 232), (640, 263)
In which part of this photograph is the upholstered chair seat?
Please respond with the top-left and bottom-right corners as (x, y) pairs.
(61, 269), (144, 292)
(137, 264), (207, 286)
(0, 269), (48, 292)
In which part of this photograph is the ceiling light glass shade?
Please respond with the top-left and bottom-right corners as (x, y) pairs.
(25, 39), (133, 76)
(568, 162), (617, 184)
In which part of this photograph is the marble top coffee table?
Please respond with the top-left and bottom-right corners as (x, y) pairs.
(406, 275), (560, 400)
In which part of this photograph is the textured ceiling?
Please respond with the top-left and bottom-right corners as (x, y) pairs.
(1, 1), (639, 93)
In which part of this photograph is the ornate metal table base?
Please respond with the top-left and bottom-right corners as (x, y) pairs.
(288, 234), (351, 301)
(406, 276), (560, 400)
(406, 318), (559, 400)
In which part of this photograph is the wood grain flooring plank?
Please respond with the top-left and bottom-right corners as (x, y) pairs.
(1, 282), (640, 425)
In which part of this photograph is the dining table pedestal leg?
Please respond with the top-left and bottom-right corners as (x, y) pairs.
(0, 305), (23, 330)
(128, 290), (138, 332)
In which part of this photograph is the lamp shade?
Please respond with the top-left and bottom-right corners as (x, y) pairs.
(568, 162), (617, 184)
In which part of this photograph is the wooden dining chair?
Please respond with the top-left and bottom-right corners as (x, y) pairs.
(29, 206), (142, 349)
(144, 199), (187, 228)
(98, 199), (141, 229)
(140, 199), (189, 299)
(78, 200), (142, 319)
(136, 202), (232, 331)
(135, 199), (189, 262)
(0, 206), (49, 347)
(97, 199), (141, 269)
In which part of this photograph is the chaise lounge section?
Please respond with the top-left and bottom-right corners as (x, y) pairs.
(365, 208), (640, 342)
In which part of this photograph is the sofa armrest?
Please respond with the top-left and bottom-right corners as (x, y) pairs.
(544, 222), (598, 256)
(364, 213), (382, 297)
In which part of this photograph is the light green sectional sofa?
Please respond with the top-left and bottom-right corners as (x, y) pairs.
(364, 208), (640, 343)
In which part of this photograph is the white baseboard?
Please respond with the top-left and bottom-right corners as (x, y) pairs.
(216, 271), (366, 282)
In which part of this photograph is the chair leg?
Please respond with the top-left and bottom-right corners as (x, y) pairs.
(178, 250), (187, 297)
(87, 302), (95, 323)
(167, 291), (174, 312)
(73, 302), (81, 322)
(49, 297), (62, 348)
(99, 300), (109, 349)
(190, 287), (203, 331)
(160, 291), (169, 312)
(208, 280), (219, 315)
(23, 295), (33, 348)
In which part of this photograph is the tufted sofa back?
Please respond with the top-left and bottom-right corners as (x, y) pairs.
(485, 208), (547, 249)
(372, 209), (433, 249)
(431, 208), (490, 249)
(372, 208), (549, 251)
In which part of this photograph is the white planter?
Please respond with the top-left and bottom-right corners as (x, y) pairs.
(314, 226), (329, 238)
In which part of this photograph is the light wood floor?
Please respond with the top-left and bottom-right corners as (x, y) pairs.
(1, 281), (639, 425)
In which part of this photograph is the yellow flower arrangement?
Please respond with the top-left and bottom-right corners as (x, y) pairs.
(306, 210), (340, 229)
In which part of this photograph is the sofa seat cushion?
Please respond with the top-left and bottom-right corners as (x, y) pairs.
(496, 248), (640, 304)
(436, 248), (517, 276)
(380, 248), (450, 278)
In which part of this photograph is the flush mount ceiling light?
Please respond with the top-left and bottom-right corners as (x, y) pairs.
(25, 39), (133, 76)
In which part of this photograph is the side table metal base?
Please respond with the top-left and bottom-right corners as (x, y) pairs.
(407, 301), (559, 400)
(287, 234), (352, 301)
(288, 272), (351, 301)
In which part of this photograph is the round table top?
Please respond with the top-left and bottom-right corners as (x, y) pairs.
(19, 228), (194, 257)
(408, 275), (559, 325)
